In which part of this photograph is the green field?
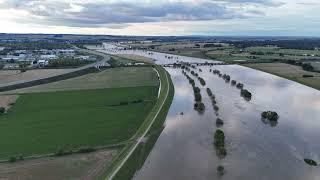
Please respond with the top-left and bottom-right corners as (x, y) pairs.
(0, 86), (158, 159)
(105, 66), (175, 180)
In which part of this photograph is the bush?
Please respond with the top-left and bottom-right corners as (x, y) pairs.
(302, 74), (314, 78)
(302, 63), (314, 71)
(198, 77), (206, 86)
(304, 159), (318, 166)
(120, 101), (129, 105)
(222, 74), (231, 82)
(193, 87), (200, 94)
(216, 118), (224, 127)
(236, 83), (244, 89)
(240, 89), (252, 100)
(78, 147), (96, 153)
(216, 146), (227, 158)
(213, 105), (219, 111)
(217, 165), (225, 176)
(0, 107), (5, 114)
(194, 92), (202, 102)
(132, 100), (143, 104)
(231, 80), (237, 85)
(9, 156), (17, 162)
(206, 88), (213, 97)
(214, 129), (225, 147)
(194, 102), (205, 112)
(261, 111), (279, 121)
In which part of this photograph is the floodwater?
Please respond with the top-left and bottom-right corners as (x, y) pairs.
(97, 48), (221, 64)
(134, 65), (320, 180)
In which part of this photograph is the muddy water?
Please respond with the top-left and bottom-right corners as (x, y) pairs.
(134, 65), (320, 180)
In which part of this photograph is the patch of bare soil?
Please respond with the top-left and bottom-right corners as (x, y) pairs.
(0, 95), (18, 110)
(0, 69), (73, 85)
(0, 149), (117, 180)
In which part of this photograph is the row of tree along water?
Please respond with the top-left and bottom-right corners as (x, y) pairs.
(209, 67), (317, 167)
(181, 69), (205, 112)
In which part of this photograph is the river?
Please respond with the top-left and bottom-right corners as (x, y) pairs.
(133, 65), (320, 180)
(96, 45), (320, 179)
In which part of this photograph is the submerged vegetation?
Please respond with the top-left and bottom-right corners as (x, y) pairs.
(304, 159), (318, 166)
(261, 111), (279, 121)
(240, 89), (252, 100)
(236, 83), (244, 89)
(231, 80), (237, 85)
(217, 165), (225, 176)
(214, 129), (227, 158)
(182, 69), (205, 112)
(216, 118), (224, 127)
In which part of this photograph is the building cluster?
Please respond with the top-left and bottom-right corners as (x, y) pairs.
(0, 48), (95, 69)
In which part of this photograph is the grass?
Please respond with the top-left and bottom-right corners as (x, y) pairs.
(3, 67), (158, 94)
(101, 66), (175, 180)
(0, 86), (158, 159)
(244, 63), (320, 91)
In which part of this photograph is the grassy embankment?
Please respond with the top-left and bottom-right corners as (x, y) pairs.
(102, 66), (174, 180)
(0, 86), (158, 160)
(244, 63), (320, 91)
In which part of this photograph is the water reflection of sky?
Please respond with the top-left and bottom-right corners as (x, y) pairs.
(134, 65), (320, 180)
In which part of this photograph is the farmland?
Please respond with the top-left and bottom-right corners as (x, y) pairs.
(125, 42), (320, 62)
(0, 149), (117, 180)
(0, 69), (73, 85)
(3, 67), (158, 94)
(244, 63), (320, 90)
(0, 86), (158, 159)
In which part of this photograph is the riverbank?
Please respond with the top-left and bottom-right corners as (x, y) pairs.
(103, 65), (174, 180)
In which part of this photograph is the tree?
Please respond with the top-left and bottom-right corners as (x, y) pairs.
(216, 118), (224, 127)
(0, 107), (5, 114)
(261, 111), (279, 121)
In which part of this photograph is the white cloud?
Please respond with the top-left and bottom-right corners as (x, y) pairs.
(0, 0), (319, 36)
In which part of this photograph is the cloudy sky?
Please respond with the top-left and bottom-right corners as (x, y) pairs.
(0, 0), (319, 36)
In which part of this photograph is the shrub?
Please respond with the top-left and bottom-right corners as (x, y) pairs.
(216, 118), (224, 127)
(194, 92), (202, 102)
(206, 88), (213, 97)
(9, 156), (17, 162)
(302, 63), (314, 71)
(214, 129), (225, 147)
(240, 89), (252, 100)
(193, 87), (200, 94)
(0, 107), (5, 114)
(231, 80), (237, 85)
(236, 83), (244, 89)
(78, 147), (96, 153)
(194, 102), (205, 112)
(261, 111), (279, 121)
(304, 159), (318, 166)
(302, 74), (314, 78)
(213, 105), (219, 111)
(119, 101), (129, 105)
(132, 100), (143, 104)
(198, 77), (206, 86)
(217, 165), (225, 176)
(222, 74), (231, 81)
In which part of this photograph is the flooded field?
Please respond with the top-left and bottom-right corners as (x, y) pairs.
(134, 65), (320, 180)
(97, 48), (221, 64)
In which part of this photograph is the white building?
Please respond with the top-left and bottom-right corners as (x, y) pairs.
(40, 54), (57, 59)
